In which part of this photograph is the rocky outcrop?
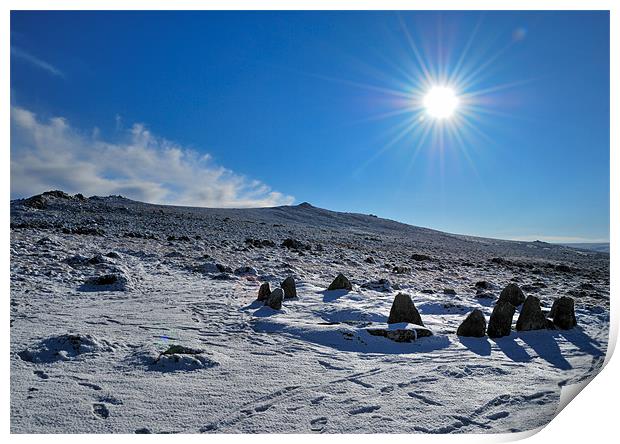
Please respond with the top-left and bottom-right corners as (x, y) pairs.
(516, 296), (548, 331)
(387, 293), (424, 326)
(327, 273), (352, 291)
(457, 309), (486, 337)
(549, 296), (577, 329)
(487, 301), (515, 338)
(281, 276), (297, 298)
(367, 325), (432, 342)
(498, 283), (526, 306)
(265, 288), (284, 310)
(257, 282), (271, 301)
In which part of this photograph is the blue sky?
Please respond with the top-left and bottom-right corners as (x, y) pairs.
(10, 11), (609, 242)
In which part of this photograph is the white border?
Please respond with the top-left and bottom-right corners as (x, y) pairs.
(2, 1), (617, 443)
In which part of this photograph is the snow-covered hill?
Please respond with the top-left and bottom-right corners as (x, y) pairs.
(10, 191), (609, 433)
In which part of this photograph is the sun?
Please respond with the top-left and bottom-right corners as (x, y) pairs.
(423, 86), (460, 119)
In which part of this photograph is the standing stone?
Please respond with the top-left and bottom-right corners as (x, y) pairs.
(257, 282), (271, 301)
(487, 301), (515, 338)
(549, 296), (577, 329)
(280, 276), (297, 298)
(265, 288), (284, 310)
(457, 309), (486, 337)
(387, 293), (424, 326)
(327, 273), (352, 291)
(516, 296), (548, 331)
(498, 283), (526, 306)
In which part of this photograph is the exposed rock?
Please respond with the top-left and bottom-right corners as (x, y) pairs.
(516, 296), (548, 331)
(392, 265), (411, 274)
(244, 238), (276, 248)
(281, 238), (310, 250)
(82, 273), (129, 291)
(487, 301), (515, 338)
(361, 278), (392, 292)
(387, 293), (424, 326)
(257, 282), (271, 301)
(498, 283), (526, 306)
(266, 288), (284, 310)
(549, 296), (577, 329)
(475, 290), (495, 300)
(216, 264), (233, 274)
(327, 273), (352, 291)
(457, 309), (486, 337)
(411, 253), (432, 261)
(234, 266), (258, 276)
(367, 324), (432, 342)
(364, 256), (376, 264)
(443, 288), (457, 295)
(555, 264), (572, 273)
(62, 226), (105, 236)
(211, 273), (236, 281)
(475, 281), (492, 290)
(280, 276), (297, 298)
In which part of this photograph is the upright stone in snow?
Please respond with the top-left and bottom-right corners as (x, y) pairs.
(487, 301), (515, 338)
(498, 283), (526, 306)
(327, 273), (352, 291)
(549, 296), (577, 329)
(265, 288), (284, 310)
(281, 276), (297, 298)
(257, 282), (271, 301)
(387, 293), (424, 326)
(516, 296), (548, 331)
(457, 309), (486, 337)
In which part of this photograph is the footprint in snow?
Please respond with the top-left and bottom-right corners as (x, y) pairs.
(33, 370), (49, 380)
(92, 403), (110, 419)
(310, 417), (328, 432)
(77, 382), (102, 391)
(349, 405), (381, 415)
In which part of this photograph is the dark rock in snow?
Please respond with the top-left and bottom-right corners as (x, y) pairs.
(361, 278), (392, 292)
(516, 296), (548, 331)
(367, 325), (432, 342)
(234, 266), (258, 276)
(498, 283), (526, 306)
(62, 226), (105, 236)
(411, 253), (432, 261)
(443, 288), (457, 295)
(82, 274), (129, 291)
(555, 264), (572, 273)
(487, 301), (515, 338)
(549, 296), (577, 329)
(281, 238), (310, 250)
(392, 265), (411, 274)
(457, 309), (487, 337)
(475, 290), (495, 300)
(475, 281), (492, 290)
(257, 282), (271, 301)
(387, 293), (424, 326)
(280, 276), (297, 298)
(266, 288), (284, 310)
(211, 273), (236, 281)
(327, 273), (352, 291)
(245, 238), (276, 248)
(364, 256), (376, 264)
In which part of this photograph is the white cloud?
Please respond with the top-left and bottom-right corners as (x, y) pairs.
(10, 106), (295, 208)
(11, 47), (64, 78)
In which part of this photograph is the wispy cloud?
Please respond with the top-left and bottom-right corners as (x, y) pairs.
(10, 106), (295, 208)
(11, 46), (64, 78)
(508, 235), (610, 244)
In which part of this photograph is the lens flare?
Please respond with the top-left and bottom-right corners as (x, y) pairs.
(423, 86), (459, 119)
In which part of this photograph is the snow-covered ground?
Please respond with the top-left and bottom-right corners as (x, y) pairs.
(10, 192), (609, 433)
